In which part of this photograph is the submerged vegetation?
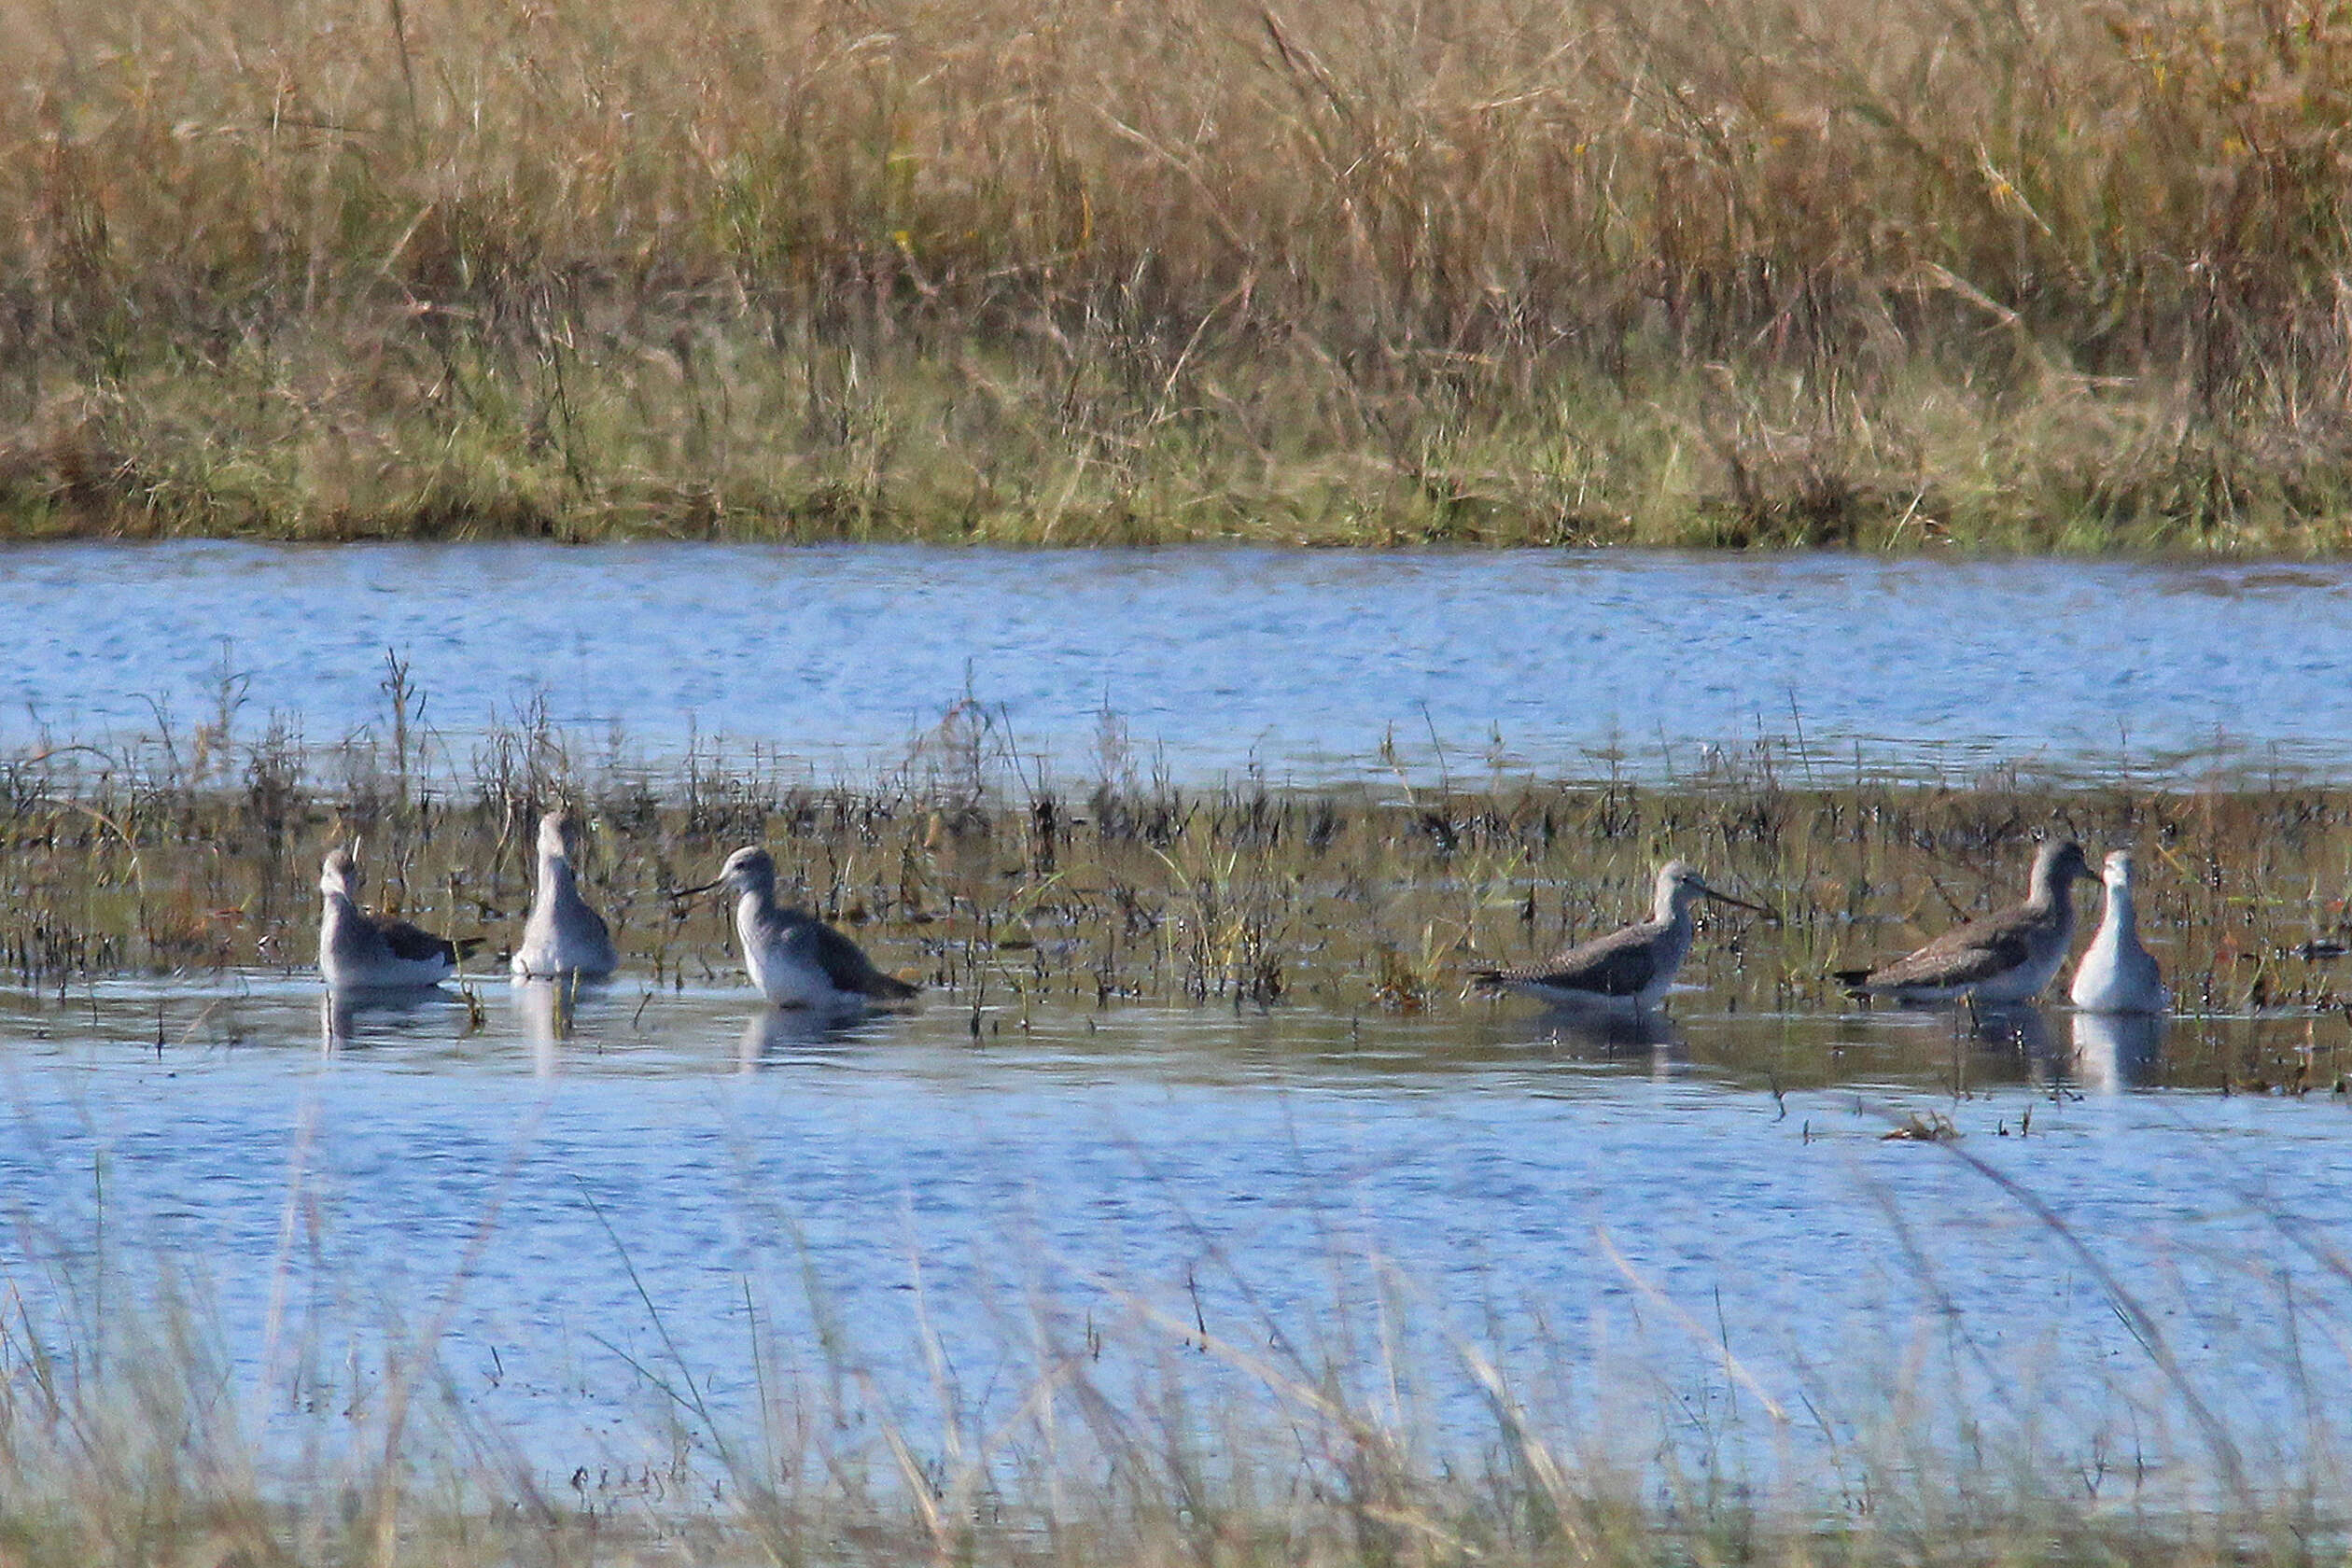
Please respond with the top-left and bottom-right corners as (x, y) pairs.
(5, 693), (2351, 1067)
(9, 0), (2352, 546)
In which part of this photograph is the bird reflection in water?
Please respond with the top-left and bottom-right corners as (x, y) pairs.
(2069, 1010), (2166, 1093)
(318, 986), (456, 1051)
(514, 974), (613, 1074)
(1965, 1001), (2053, 1060)
(1533, 1001), (1686, 1073)
(737, 1004), (875, 1071)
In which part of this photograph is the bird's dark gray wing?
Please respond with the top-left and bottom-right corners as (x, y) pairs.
(572, 900), (613, 947)
(1861, 906), (2037, 989)
(368, 914), (460, 964)
(1477, 920), (1663, 998)
(804, 919), (920, 1000)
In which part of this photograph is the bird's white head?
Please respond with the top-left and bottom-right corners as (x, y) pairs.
(319, 846), (359, 900)
(670, 846), (780, 910)
(2033, 839), (2093, 894)
(1655, 861), (1765, 920)
(538, 807), (581, 861)
(2101, 848), (2136, 894)
(719, 846), (777, 898)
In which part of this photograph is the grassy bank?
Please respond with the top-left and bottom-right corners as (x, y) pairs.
(7, 0), (2352, 547)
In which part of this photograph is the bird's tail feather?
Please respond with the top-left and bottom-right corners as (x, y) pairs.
(863, 972), (921, 1001)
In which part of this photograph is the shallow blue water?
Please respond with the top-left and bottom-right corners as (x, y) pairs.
(9, 541), (2352, 1511)
(24, 541), (2352, 783)
(3, 981), (2346, 1505)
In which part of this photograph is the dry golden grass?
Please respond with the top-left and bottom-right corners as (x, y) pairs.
(5, 0), (2352, 543)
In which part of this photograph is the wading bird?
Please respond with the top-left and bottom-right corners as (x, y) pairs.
(317, 846), (476, 990)
(511, 808), (619, 980)
(684, 846), (920, 1010)
(1837, 839), (2093, 1005)
(1469, 861), (1766, 1010)
(2069, 849), (2166, 1015)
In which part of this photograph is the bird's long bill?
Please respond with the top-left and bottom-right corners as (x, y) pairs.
(669, 878), (725, 901)
(1699, 884), (1772, 917)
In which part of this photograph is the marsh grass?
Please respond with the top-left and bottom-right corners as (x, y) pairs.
(4, 694), (2351, 1087)
(8, 0), (2352, 547)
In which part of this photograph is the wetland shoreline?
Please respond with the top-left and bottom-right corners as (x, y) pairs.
(5, 720), (2352, 1562)
(8, 707), (2350, 1030)
(14, 0), (2352, 551)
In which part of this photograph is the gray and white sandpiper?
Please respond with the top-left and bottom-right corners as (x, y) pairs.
(2068, 849), (2166, 1015)
(1838, 839), (2093, 1005)
(1470, 861), (1766, 1010)
(690, 846), (920, 1010)
(511, 808), (619, 980)
(317, 846), (476, 990)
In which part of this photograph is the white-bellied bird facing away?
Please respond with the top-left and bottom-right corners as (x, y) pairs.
(511, 808), (619, 979)
(2069, 849), (2167, 1015)
(1469, 861), (1766, 1009)
(689, 846), (920, 1010)
(317, 847), (478, 990)
(1837, 839), (2093, 1005)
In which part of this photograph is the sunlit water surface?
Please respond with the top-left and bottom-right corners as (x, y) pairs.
(3, 980), (2347, 1504)
(14, 541), (2352, 783)
(9, 540), (2352, 1508)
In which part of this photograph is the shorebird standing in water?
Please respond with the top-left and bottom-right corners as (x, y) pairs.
(1469, 861), (1766, 1010)
(317, 846), (477, 990)
(686, 846), (920, 1010)
(2069, 849), (2166, 1015)
(511, 808), (619, 980)
(1838, 839), (2093, 1005)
